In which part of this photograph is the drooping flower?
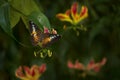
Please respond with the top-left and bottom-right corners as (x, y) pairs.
(15, 64), (46, 80)
(56, 2), (88, 25)
(44, 26), (50, 33)
(44, 26), (57, 34)
(68, 58), (107, 76)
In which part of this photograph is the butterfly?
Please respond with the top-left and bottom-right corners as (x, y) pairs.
(29, 21), (61, 48)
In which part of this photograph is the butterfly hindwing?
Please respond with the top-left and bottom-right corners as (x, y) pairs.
(41, 34), (61, 48)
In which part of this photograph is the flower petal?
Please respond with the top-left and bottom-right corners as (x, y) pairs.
(44, 26), (50, 33)
(39, 64), (46, 73)
(100, 57), (107, 65)
(80, 6), (88, 17)
(77, 6), (88, 22)
(65, 9), (71, 16)
(56, 13), (69, 20)
(51, 28), (57, 34)
(93, 58), (107, 72)
(31, 65), (39, 76)
(87, 59), (95, 70)
(31, 65), (41, 80)
(23, 66), (35, 79)
(74, 60), (85, 70)
(56, 13), (73, 23)
(71, 2), (78, 18)
(93, 66), (100, 72)
(67, 60), (74, 68)
(23, 66), (31, 76)
(15, 66), (26, 80)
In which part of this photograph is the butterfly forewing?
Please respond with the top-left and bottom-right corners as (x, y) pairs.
(29, 21), (42, 46)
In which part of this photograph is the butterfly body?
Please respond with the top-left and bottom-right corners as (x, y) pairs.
(29, 21), (61, 48)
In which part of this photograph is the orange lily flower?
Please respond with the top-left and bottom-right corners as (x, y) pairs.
(15, 64), (46, 80)
(56, 2), (88, 25)
(68, 58), (107, 76)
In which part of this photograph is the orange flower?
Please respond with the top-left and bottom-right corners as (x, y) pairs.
(56, 2), (88, 25)
(86, 58), (107, 72)
(15, 64), (46, 80)
(68, 58), (107, 76)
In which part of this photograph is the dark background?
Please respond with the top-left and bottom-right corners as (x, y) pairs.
(0, 0), (120, 80)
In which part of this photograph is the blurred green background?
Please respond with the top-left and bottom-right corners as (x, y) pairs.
(0, 0), (120, 80)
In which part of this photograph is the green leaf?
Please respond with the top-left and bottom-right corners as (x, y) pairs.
(9, 7), (20, 28)
(28, 11), (51, 31)
(21, 16), (29, 29)
(9, 0), (40, 28)
(0, 1), (12, 36)
(0, 1), (26, 47)
(9, 0), (40, 16)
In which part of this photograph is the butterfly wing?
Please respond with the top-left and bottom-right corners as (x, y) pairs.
(41, 34), (61, 48)
(29, 21), (42, 46)
(29, 21), (61, 48)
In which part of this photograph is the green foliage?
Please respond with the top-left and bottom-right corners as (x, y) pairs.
(9, 7), (20, 28)
(0, 0), (51, 32)
(0, 1), (12, 36)
(8, 0), (51, 30)
(9, 0), (39, 15)
(9, 0), (40, 28)
(28, 11), (51, 31)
